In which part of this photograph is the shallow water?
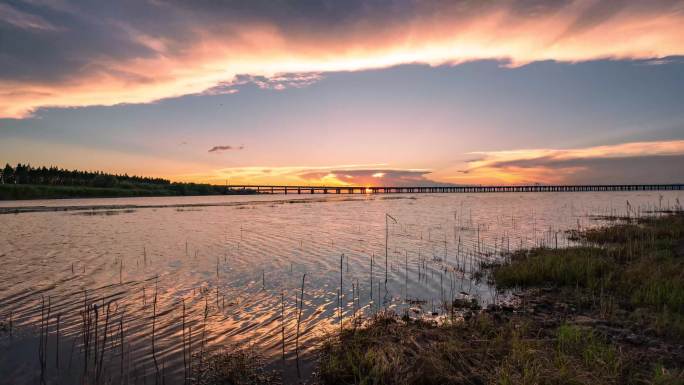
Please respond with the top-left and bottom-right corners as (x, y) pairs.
(0, 191), (681, 384)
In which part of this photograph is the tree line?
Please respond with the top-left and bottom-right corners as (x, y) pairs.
(1, 163), (171, 188)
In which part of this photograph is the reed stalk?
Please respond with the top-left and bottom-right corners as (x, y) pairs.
(281, 290), (286, 361)
(152, 289), (159, 379)
(55, 313), (60, 369)
(295, 273), (306, 356)
(182, 299), (187, 384)
(370, 253), (373, 300)
(188, 325), (193, 379)
(96, 302), (110, 382)
(405, 250), (408, 301)
(339, 253), (343, 331)
(120, 310), (125, 381)
(385, 214), (398, 295)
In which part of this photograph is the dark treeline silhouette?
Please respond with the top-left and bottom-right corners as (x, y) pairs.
(0, 163), (256, 199)
(1, 163), (170, 187)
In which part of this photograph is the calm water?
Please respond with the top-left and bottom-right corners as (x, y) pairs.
(0, 191), (681, 384)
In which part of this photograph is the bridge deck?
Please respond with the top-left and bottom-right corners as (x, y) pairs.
(228, 184), (684, 194)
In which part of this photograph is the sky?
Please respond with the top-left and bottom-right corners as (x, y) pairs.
(1, 0), (684, 186)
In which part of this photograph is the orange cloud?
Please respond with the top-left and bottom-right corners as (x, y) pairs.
(2, 1), (684, 118)
(441, 140), (684, 185)
(173, 164), (438, 186)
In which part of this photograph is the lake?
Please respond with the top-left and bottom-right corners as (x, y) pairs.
(0, 191), (681, 384)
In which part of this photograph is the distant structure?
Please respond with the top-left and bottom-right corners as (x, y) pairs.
(226, 184), (684, 195)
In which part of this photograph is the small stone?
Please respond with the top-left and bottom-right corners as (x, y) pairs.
(625, 333), (644, 345)
(573, 315), (597, 325)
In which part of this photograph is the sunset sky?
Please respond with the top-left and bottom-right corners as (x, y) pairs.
(2, 0), (684, 186)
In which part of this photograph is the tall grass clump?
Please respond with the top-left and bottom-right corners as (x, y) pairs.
(493, 212), (684, 339)
(493, 246), (611, 289)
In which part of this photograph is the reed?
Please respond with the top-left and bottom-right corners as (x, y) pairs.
(281, 290), (286, 361)
(55, 313), (60, 369)
(45, 297), (51, 366)
(377, 282), (381, 310)
(385, 214), (397, 296)
(182, 299), (187, 383)
(339, 253), (343, 331)
(370, 253), (373, 300)
(200, 294), (209, 375)
(152, 287), (160, 379)
(119, 309), (125, 381)
(38, 296), (48, 384)
(351, 282), (356, 323)
(80, 292), (92, 373)
(188, 325), (193, 381)
(295, 273), (306, 357)
(96, 302), (110, 382)
(404, 250), (408, 301)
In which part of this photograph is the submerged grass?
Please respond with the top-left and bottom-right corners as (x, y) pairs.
(317, 213), (684, 385)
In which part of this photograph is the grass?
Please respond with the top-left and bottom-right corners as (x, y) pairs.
(0, 183), (173, 200)
(317, 213), (684, 385)
(555, 324), (620, 377)
(318, 313), (501, 385)
(492, 246), (612, 289)
(0, 183), (257, 200)
(318, 312), (676, 385)
(493, 213), (684, 339)
(192, 347), (280, 385)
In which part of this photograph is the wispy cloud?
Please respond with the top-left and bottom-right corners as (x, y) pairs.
(208, 145), (244, 153)
(446, 140), (684, 184)
(2, 0), (683, 118)
(0, 3), (60, 31)
(204, 73), (323, 95)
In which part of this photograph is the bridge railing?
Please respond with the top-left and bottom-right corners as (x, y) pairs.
(225, 184), (684, 194)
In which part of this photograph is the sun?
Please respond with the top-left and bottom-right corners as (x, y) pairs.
(365, 187), (372, 194)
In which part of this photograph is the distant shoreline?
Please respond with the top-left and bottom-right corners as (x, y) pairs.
(0, 183), (257, 201)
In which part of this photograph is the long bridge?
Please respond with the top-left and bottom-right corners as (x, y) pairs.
(228, 184), (684, 195)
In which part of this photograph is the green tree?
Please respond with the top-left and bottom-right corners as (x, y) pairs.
(2, 163), (15, 184)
